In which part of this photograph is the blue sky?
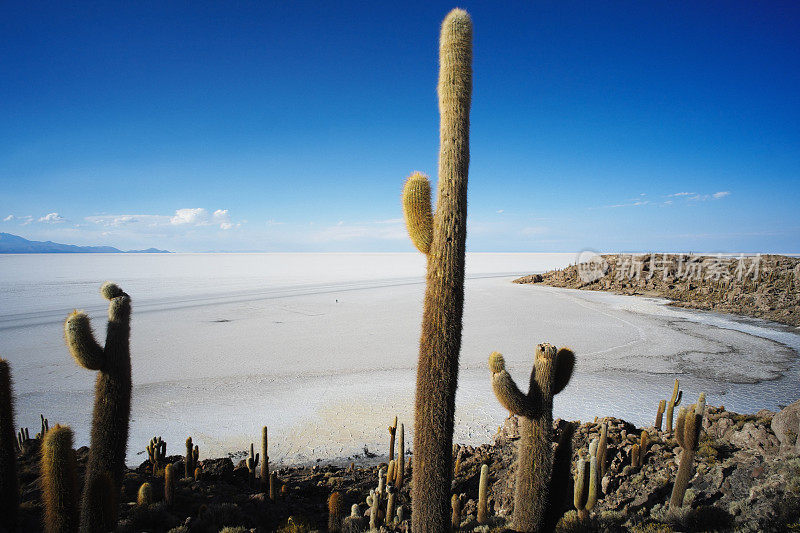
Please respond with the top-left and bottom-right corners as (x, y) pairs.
(1, 2), (798, 252)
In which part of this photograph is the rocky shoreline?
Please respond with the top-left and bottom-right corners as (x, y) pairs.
(514, 254), (800, 327)
(11, 399), (800, 532)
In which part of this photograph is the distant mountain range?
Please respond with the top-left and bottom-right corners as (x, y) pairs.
(0, 233), (170, 254)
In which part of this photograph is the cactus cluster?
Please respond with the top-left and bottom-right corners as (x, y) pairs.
(146, 436), (166, 475)
(64, 282), (132, 532)
(488, 345), (575, 532)
(401, 9), (472, 532)
(37, 414), (49, 440)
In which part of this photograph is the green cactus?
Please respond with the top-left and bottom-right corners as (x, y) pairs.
(64, 282), (131, 532)
(477, 463), (489, 524)
(246, 442), (259, 487)
(669, 393), (706, 511)
(146, 436), (166, 475)
(596, 421), (608, 477)
(488, 345), (575, 532)
(0, 359), (18, 529)
(573, 438), (599, 522)
(260, 426), (269, 493)
(136, 482), (153, 507)
(665, 379), (683, 433)
(164, 463), (175, 506)
(655, 399), (666, 431)
(395, 423), (405, 488)
(184, 437), (199, 479)
(41, 424), (79, 533)
(401, 9), (472, 532)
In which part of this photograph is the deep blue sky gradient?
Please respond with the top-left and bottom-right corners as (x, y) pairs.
(1, 2), (798, 252)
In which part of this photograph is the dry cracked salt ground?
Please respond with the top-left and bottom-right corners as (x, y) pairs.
(0, 253), (798, 466)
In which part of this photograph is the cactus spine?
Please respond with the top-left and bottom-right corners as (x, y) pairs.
(665, 379), (683, 433)
(669, 394), (705, 511)
(328, 491), (344, 532)
(261, 426), (269, 493)
(0, 359), (18, 529)
(477, 463), (489, 524)
(164, 463), (175, 506)
(655, 399), (666, 430)
(402, 9), (472, 532)
(185, 437), (198, 479)
(63, 282), (132, 532)
(41, 424), (79, 533)
(488, 346), (575, 532)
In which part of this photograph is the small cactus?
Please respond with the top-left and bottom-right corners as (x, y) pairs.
(0, 358), (18, 527)
(640, 431), (650, 465)
(631, 444), (641, 468)
(269, 471), (278, 501)
(146, 436), (166, 475)
(368, 488), (382, 530)
(573, 438), (600, 522)
(64, 282), (132, 532)
(597, 421), (608, 476)
(185, 437), (199, 479)
(17, 427), (29, 454)
(385, 486), (396, 526)
(655, 399), (666, 430)
(328, 491), (345, 532)
(388, 416), (397, 462)
(395, 423), (405, 488)
(164, 463), (175, 506)
(37, 414), (49, 439)
(488, 345), (575, 532)
(246, 442), (259, 488)
(451, 493), (464, 530)
(477, 463), (489, 524)
(41, 424), (79, 533)
(453, 445), (463, 477)
(665, 379), (683, 433)
(137, 482), (153, 507)
(669, 393), (706, 511)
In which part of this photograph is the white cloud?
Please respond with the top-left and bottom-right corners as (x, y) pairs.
(668, 192), (695, 197)
(39, 213), (65, 223)
(171, 208), (209, 226)
(496, 209), (505, 214)
(212, 209), (235, 229)
(3, 215), (14, 222)
(713, 191), (731, 199)
(86, 214), (170, 227)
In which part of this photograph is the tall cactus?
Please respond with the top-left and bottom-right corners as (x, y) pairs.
(0, 358), (18, 529)
(477, 463), (489, 524)
(260, 426), (269, 494)
(401, 9), (472, 533)
(669, 393), (706, 511)
(64, 282), (132, 532)
(655, 399), (666, 431)
(41, 424), (79, 533)
(488, 345), (575, 532)
(665, 379), (683, 433)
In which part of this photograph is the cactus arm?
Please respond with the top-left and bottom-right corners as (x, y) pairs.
(488, 352), (538, 418)
(552, 348), (575, 395)
(675, 389), (683, 407)
(402, 172), (434, 254)
(64, 311), (105, 371)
